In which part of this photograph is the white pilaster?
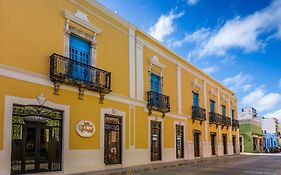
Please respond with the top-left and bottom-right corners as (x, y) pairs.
(204, 79), (208, 141)
(136, 37), (144, 101)
(129, 25), (136, 99)
(177, 63), (182, 115)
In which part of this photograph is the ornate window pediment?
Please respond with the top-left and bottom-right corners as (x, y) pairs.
(192, 79), (202, 93)
(209, 88), (217, 99)
(221, 94), (228, 104)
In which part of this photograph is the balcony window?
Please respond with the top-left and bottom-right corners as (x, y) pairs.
(210, 100), (215, 113)
(151, 73), (161, 93)
(193, 92), (199, 107)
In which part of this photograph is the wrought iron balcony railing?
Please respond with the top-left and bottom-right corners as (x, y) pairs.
(209, 112), (223, 125)
(192, 106), (206, 124)
(232, 119), (239, 129)
(50, 53), (111, 102)
(222, 116), (231, 128)
(147, 91), (170, 117)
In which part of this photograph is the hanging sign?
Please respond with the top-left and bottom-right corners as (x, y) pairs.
(76, 120), (95, 138)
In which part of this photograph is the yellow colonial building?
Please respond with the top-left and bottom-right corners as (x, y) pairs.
(0, 0), (239, 174)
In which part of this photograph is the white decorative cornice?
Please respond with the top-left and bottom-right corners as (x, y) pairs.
(192, 79), (202, 92)
(209, 88), (217, 97)
(221, 94), (228, 104)
(150, 56), (166, 69)
(64, 10), (101, 33)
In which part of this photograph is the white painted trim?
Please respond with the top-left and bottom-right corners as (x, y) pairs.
(0, 64), (146, 107)
(64, 10), (101, 33)
(129, 26), (136, 99)
(85, 0), (128, 27)
(203, 80), (208, 142)
(100, 108), (126, 164)
(136, 38), (144, 101)
(70, 0), (128, 35)
(1, 95), (70, 175)
(148, 116), (164, 162)
(139, 37), (235, 98)
(177, 64), (182, 115)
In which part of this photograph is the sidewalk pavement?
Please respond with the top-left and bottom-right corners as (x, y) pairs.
(71, 155), (241, 175)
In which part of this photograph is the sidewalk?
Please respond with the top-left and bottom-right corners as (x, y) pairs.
(240, 152), (281, 156)
(71, 155), (241, 175)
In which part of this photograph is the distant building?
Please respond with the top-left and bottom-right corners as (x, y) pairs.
(239, 119), (263, 153)
(262, 118), (279, 150)
(239, 107), (257, 120)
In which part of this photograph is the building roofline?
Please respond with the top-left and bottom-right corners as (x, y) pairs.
(85, 0), (235, 96)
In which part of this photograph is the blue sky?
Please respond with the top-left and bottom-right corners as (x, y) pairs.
(97, 0), (281, 119)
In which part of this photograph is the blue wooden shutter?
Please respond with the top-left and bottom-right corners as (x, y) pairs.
(193, 92), (199, 107)
(69, 34), (91, 81)
(210, 100), (215, 112)
(222, 105), (226, 116)
(151, 73), (161, 93)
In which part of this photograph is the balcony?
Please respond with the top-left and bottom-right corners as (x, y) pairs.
(209, 112), (223, 126)
(192, 106), (206, 124)
(50, 53), (111, 103)
(222, 116), (231, 128)
(147, 91), (170, 117)
(232, 119), (239, 130)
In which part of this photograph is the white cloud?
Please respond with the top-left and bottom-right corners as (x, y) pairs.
(222, 72), (252, 92)
(183, 0), (281, 59)
(264, 108), (281, 120)
(202, 66), (218, 74)
(168, 28), (210, 48)
(148, 11), (184, 42)
(242, 86), (281, 112)
(187, 0), (199, 6)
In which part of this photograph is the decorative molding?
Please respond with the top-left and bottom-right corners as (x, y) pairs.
(192, 79), (202, 92)
(150, 56), (166, 70)
(221, 94), (228, 104)
(136, 37), (144, 101)
(129, 26), (136, 99)
(209, 88), (217, 98)
(64, 10), (101, 33)
(70, 0), (128, 35)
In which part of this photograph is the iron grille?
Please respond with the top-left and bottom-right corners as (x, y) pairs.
(147, 91), (170, 117)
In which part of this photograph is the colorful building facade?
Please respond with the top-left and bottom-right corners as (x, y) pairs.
(239, 119), (263, 153)
(0, 1), (239, 174)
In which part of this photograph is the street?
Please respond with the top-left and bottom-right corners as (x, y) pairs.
(136, 155), (281, 175)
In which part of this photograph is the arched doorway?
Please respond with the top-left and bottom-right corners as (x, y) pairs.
(11, 104), (63, 174)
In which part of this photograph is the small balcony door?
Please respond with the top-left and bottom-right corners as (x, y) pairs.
(211, 133), (216, 155)
(104, 115), (122, 165)
(176, 125), (184, 159)
(69, 34), (91, 82)
(151, 121), (161, 161)
(210, 100), (215, 113)
(222, 105), (226, 116)
(193, 92), (199, 107)
(150, 73), (161, 107)
(194, 132), (200, 157)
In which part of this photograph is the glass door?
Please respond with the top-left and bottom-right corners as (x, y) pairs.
(176, 125), (184, 159)
(151, 121), (161, 161)
(104, 115), (122, 165)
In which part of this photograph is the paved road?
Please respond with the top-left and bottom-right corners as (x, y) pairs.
(136, 155), (281, 175)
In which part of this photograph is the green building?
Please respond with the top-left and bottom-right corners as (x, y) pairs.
(239, 119), (263, 153)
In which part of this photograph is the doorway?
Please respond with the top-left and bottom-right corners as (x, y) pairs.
(11, 104), (63, 174)
(232, 136), (236, 154)
(223, 134), (227, 155)
(176, 125), (184, 159)
(211, 133), (216, 156)
(151, 121), (161, 161)
(104, 114), (122, 165)
(194, 132), (200, 157)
